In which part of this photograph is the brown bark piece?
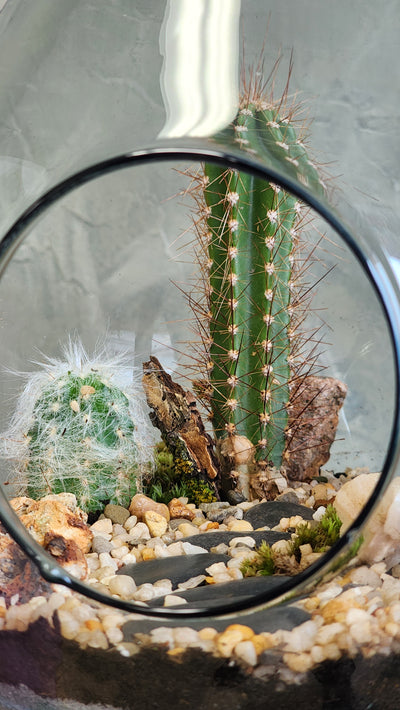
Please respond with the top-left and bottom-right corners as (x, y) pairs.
(284, 375), (347, 482)
(142, 356), (219, 481)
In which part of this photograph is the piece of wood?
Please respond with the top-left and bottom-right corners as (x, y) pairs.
(142, 356), (219, 483)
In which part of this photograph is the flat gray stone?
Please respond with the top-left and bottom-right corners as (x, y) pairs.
(117, 553), (230, 588)
(243, 501), (314, 529)
(178, 530), (290, 551)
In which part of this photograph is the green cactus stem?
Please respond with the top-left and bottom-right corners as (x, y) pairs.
(2, 340), (154, 513)
(185, 93), (326, 469)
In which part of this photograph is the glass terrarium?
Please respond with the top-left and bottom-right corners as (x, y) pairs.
(0, 1), (399, 709)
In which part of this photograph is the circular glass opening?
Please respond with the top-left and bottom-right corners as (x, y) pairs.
(0, 148), (397, 618)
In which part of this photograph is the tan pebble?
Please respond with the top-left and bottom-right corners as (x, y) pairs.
(168, 498), (195, 521)
(129, 494), (170, 522)
(349, 621), (372, 645)
(143, 510), (168, 538)
(216, 629), (245, 657)
(111, 546), (130, 559)
(90, 518), (113, 535)
(234, 640), (258, 666)
(124, 515), (138, 531)
(84, 618), (102, 632)
(384, 621), (399, 637)
(252, 634), (273, 654)
(105, 627), (124, 645)
(315, 622), (345, 646)
(198, 627), (217, 641)
(304, 596), (320, 612)
(310, 644), (325, 664)
(173, 627), (200, 647)
(283, 652), (313, 673)
(167, 647), (185, 658)
(86, 631), (109, 650)
(320, 597), (361, 624)
(150, 627), (175, 646)
(205, 522), (220, 530)
(227, 520), (254, 532)
(108, 574), (137, 600)
(322, 643), (342, 661)
(163, 595), (187, 607)
(224, 624), (254, 640)
(178, 522), (199, 537)
(101, 613), (126, 631)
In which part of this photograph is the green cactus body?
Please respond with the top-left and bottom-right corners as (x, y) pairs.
(26, 372), (140, 512)
(1, 341), (154, 513)
(199, 100), (324, 466)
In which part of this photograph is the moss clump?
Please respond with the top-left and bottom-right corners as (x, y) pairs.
(145, 441), (216, 506)
(240, 505), (343, 578)
(289, 504), (342, 561)
(240, 541), (276, 577)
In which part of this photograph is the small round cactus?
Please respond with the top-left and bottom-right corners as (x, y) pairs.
(2, 340), (155, 513)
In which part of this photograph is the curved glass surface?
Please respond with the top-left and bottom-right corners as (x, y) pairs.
(0, 145), (398, 618)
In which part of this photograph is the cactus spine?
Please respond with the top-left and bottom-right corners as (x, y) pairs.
(186, 94), (326, 468)
(3, 341), (154, 513)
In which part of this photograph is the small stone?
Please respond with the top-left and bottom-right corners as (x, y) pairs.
(178, 522), (199, 537)
(104, 504), (130, 526)
(92, 536), (113, 555)
(283, 652), (313, 673)
(227, 520), (254, 532)
(164, 595), (187, 607)
(90, 518), (113, 535)
(143, 511), (168, 538)
(127, 522), (151, 543)
(124, 515), (138, 531)
(108, 575), (137, 600)
(168, 498), (195, 521)
(234, 640), (258, 666)
(129, 494), (170, 522)
(229, 536), (256, 549)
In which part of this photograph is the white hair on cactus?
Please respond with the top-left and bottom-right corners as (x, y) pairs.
(0, 337), (157, 511)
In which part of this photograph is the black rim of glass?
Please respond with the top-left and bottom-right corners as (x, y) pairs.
(0, 145), (399, 619)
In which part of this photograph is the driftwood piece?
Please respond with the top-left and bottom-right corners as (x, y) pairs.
(142, 356), (219, 483)
(283, 375), (348, 482)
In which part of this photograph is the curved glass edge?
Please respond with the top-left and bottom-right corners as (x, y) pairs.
(0, 142), (399, 620)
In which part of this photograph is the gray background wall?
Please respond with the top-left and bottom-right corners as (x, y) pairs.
(0, 0), (398, 477)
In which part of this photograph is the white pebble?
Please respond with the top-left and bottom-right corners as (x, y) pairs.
(134, 584), (155, 602)
(108, 575), (137, 600)
(124, 515), (138, 531)
(99, 553), (119, 571)
(229, 536), (256, 548)
(312, 506), (327, 522)
(164, 595), (187, 607)
(150, 627), (175, 647)
(234, 640), (258, 666)
(91, 518), (113, 534)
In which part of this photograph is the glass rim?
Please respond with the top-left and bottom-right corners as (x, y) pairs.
(0, 143), (399, 619)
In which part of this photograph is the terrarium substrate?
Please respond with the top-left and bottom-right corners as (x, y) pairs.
(1, 467), (400, 709)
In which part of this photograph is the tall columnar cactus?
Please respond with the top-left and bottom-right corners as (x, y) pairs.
(2, 341), (154, 513)
(185, 92), (327, 468)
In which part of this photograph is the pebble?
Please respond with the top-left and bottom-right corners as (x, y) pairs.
(143, 511), (169, 538)
(104, 504), (130, 526)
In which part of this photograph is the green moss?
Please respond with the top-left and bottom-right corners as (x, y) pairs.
(289, 504), (342, 560)
(145, 441), (216, 506)
(240, 541), (276, 577)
